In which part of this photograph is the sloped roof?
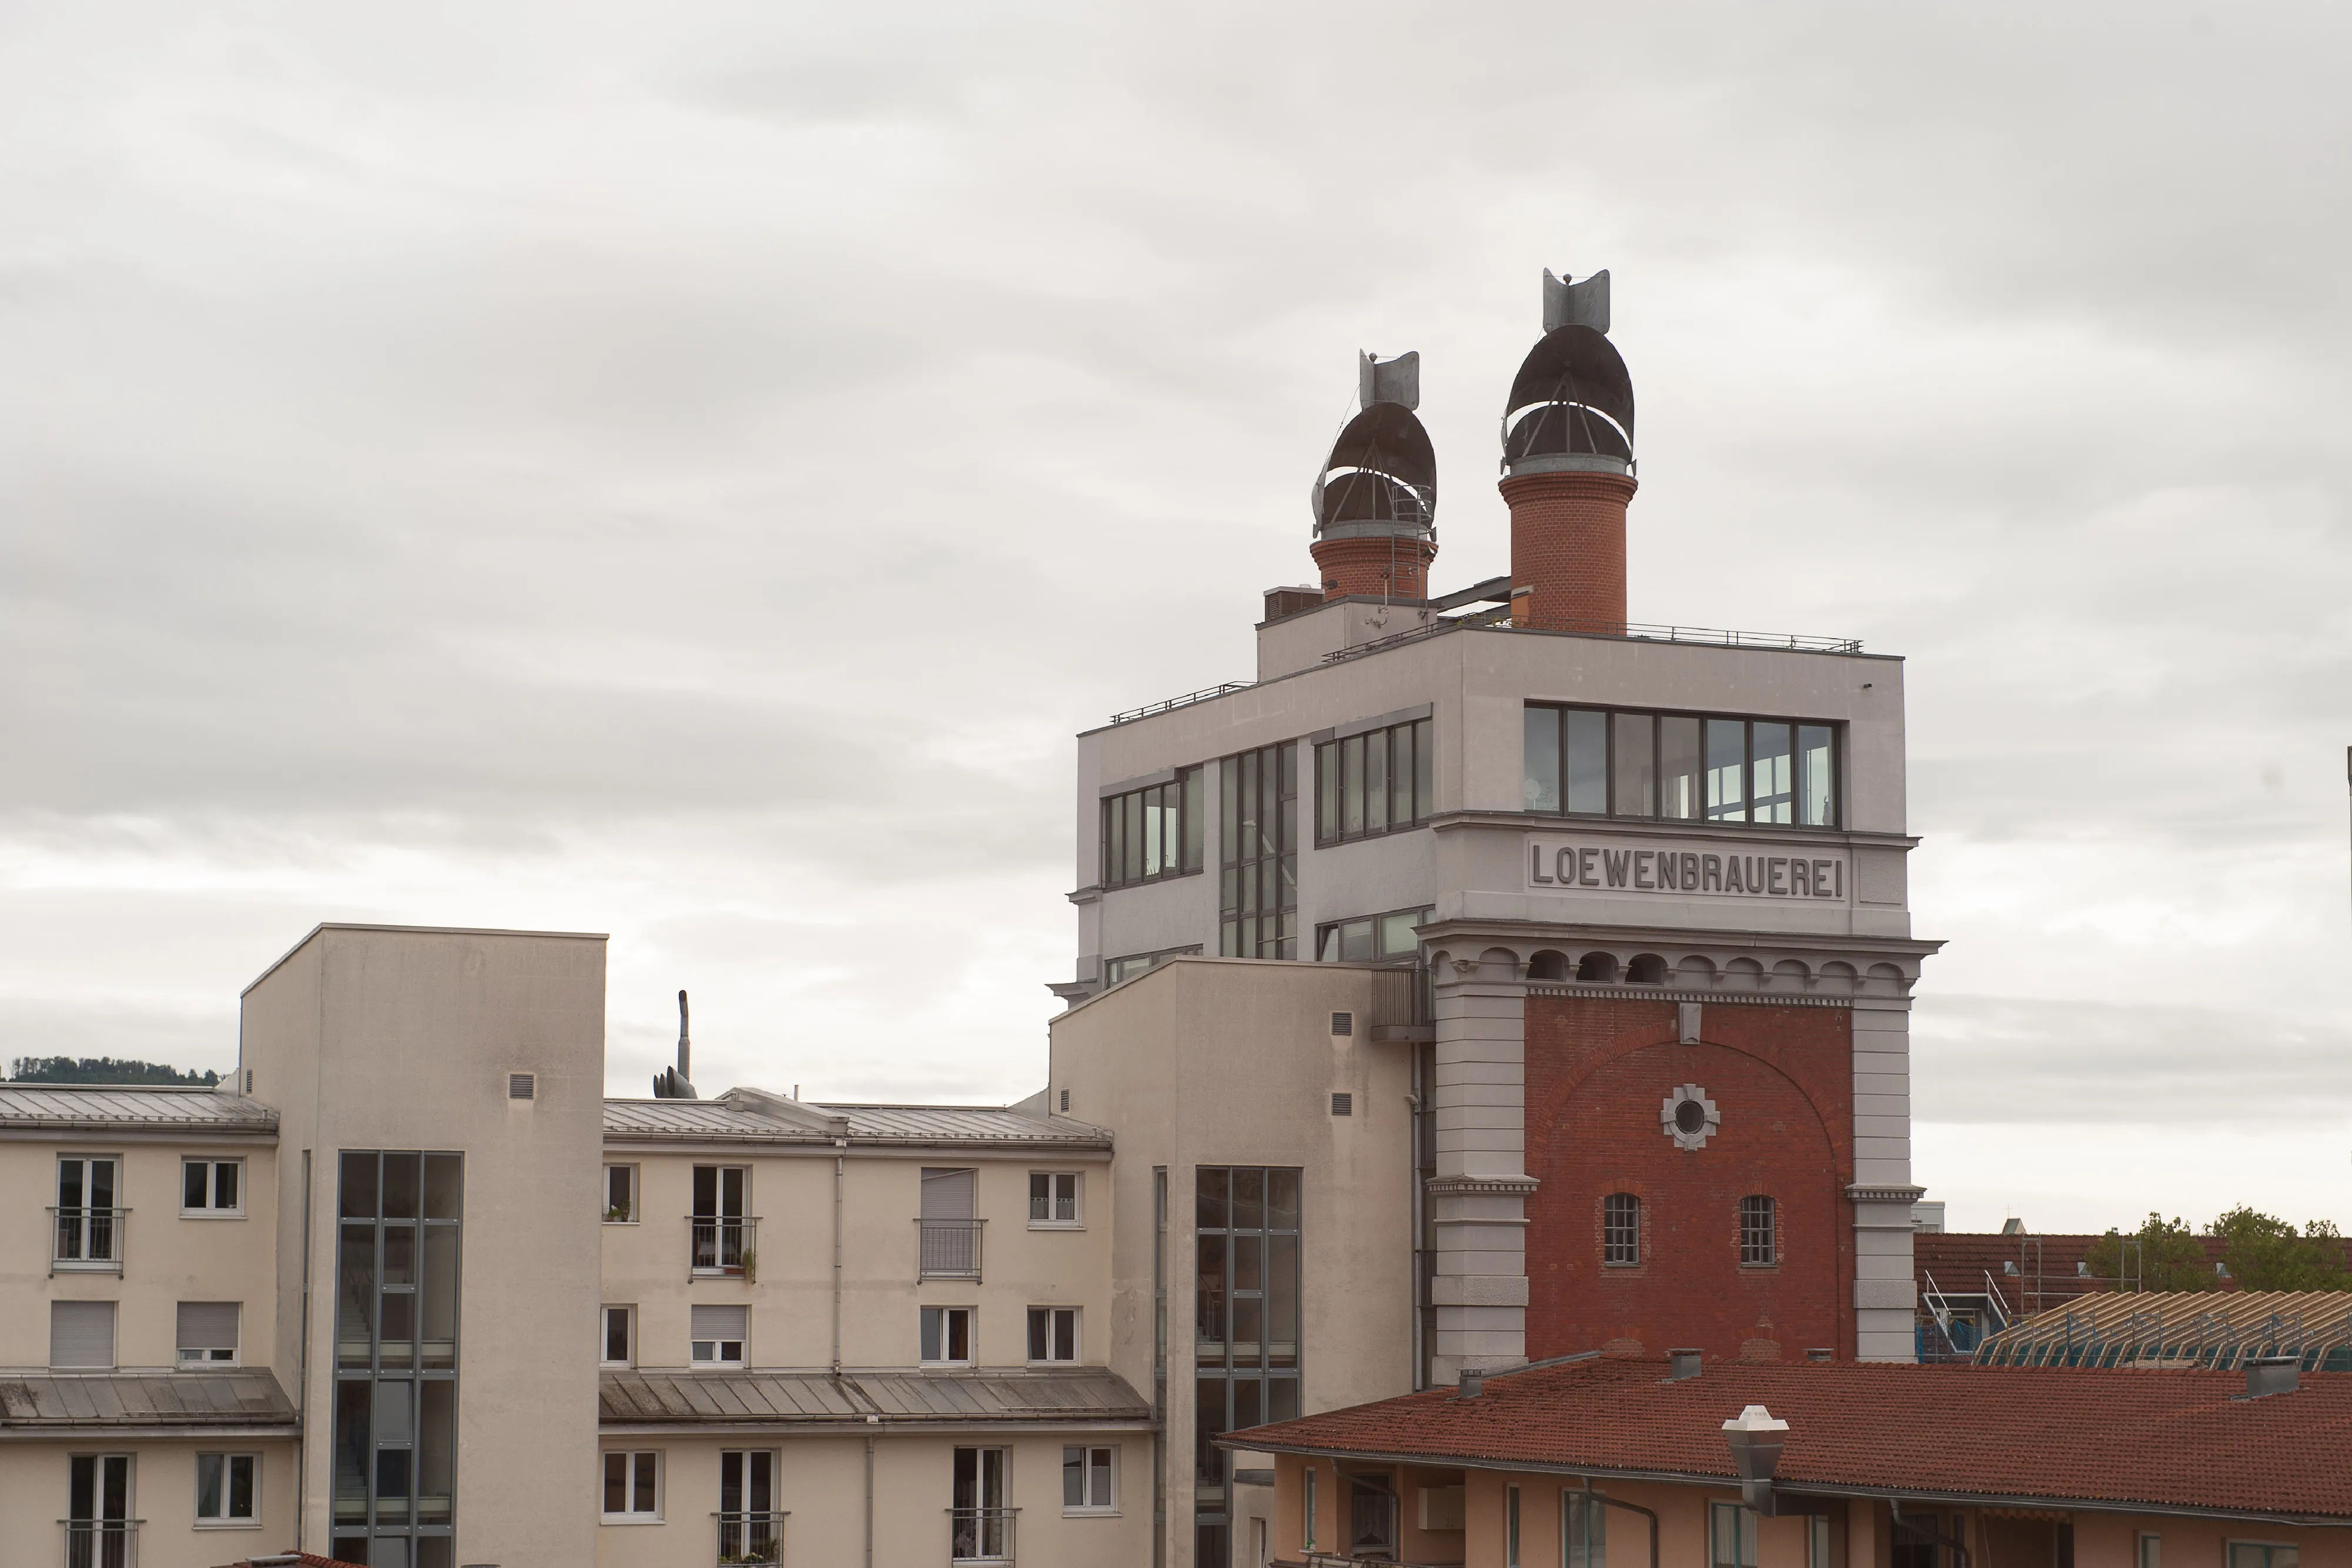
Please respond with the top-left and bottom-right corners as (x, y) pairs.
(600, 1368), (1151, 1430)
(1226, 1356), (2352, 1520)
(0, 1085), (278, 1136)
(602, 1096), (1111, 1150)
(0, 1370), (297, 1430)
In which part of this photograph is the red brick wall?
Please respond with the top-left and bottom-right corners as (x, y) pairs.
(1502, 470), (1635, 632)
(1310, 534), (1434, 600)
(1524, 994), (1855, 1362)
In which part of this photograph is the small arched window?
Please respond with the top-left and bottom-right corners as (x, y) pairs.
(1625, 953), (1668, 985)
(1576, 951), (1619, 984)
(1740, 1195), (1776, 1266)
(1603, 1193), (1640, 1266)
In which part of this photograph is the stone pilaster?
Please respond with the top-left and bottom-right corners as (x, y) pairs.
(1428, 958), (1534, 1382)
(1851, 996), (1921, 1361)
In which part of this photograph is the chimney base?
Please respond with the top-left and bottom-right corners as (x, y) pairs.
(1310, 534), (1435, 601)
(1502, 469), (1636, 633)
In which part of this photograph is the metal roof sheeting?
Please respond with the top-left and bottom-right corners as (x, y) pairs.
(0, 1370), (296, 1429)
(602, 1098), (1111, 1150)
(0, 1085), (278, 1134)
(600, 1368), (1151, 1429)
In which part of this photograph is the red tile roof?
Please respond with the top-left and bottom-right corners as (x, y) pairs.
(1226, 1356), (2352, 1520)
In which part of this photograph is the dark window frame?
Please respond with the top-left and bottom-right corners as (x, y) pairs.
(1524, 703), (1841, 830)
(1314, 905), (1433, 965)
(1218, 744), (1299, 960)
(1314, 717), (1435, 847)
(1195, 1165), (1304, 1564)
(1101, 765), (1207, 891)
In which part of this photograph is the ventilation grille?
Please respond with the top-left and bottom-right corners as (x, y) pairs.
(1331, 1012), (1354, 1037)
(1331, 1092), (1352, 1116)
(508, 1072), (536, 1101)
(1059, 1089), (1070, 1113)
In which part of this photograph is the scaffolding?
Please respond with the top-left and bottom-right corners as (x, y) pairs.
(1973, 1290), (2352, 1370)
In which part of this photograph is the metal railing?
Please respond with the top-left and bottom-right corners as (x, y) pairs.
(948, 1506), (1018, 1562)
(1109, 683), (1253, 726)
(1324, 612), (1863, 668)
(714, 1509), (786, 1564)
(62, 1520), (140, 1568)
(1368, 964), (1433, 1036)
(51, 1208), (127, 1272)
(689, 1216), (757, 1279)
(918, 1219), (985, 1281)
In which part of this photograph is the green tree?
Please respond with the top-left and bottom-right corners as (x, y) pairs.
(6, 1056), (220, 1087)
(2084, 1213), (2214, 1292)
(2207, 1206), (2351, 1292)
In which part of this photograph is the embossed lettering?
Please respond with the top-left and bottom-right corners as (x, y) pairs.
(1657, 852), (1679, 891)
(1531, 845), (1555, 884)
(1814, 859), (1835, 898)
(1725, 857), (1745, 894)
(1579, 847), (1600, 887)
(1703, 854), (1723, 892)
(1603, 850), (1631, 887)
(1769, 857), (1788, 895)
(1635, 851), (1655, 890)
(1792, 859), (1810, 896)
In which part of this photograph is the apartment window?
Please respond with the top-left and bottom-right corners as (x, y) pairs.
(1303, 1466), (1318, 1553)
(1712, 1500), (1759, 1568)
(922, 1305), (975, 1365)
(67, 1455), (132, 1560)
(51, 1300), (116, 1369)
(952, 1446), (1013, 1562)
(330, 1150), (461, 1566)
(691, 1165), (750, 1276)
(1740, 1196), (1778, 1267)
(602, 1450), (660, 1520)
(177, 1300), (240, 1365)
(1030, 1172), (1081, 1227)
(182, 1158), (243, 1215)
(196, 1452), (258, 1524)
(1603, 1193), (1640, 1266)
(1196, 1166), (1302, 1566)
(603, 1164), (637, 1224)
(1219, 741), (1299, 959)
(55, 1155), (122, 1269)
(920, 1166), (983, 1279)
(2139, 1536), (2161, 1568)
(719, 1450), (780, 1564)
(1507, 1485), (1522, 1567)
(1102, 765), (1206, 889)
(2229, 1549), (2299, 1568)
(1524, 705), (1838, 828)
(1315, 716), (1434, 844)
(602, 1305), (634, 1369)
(1564, 1491), (1608, 1568)
(1063, 1444), (1115, 1513)
(1315, 905), (1432, 963)
(1105, 944), (1202, 985)
(1810, 1516), (1838, 1568)
(1028, 1306), (1079, 1363)
(691, 1304), (748, 1367)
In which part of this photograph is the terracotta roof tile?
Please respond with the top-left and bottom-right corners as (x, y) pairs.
(1226, 1357), (2352, 1519)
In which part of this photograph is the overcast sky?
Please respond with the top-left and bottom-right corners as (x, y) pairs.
(2, 2), (2347, 1235)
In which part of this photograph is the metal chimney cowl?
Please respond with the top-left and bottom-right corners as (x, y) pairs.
(2243, 1356), (2301, 1399)
(1722, 1404), (1789, 1482)
(1668, 1348), (1703, 1381)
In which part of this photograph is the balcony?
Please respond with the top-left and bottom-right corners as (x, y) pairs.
(948, 1506), (1017, 1563)
(690, 1216), (757, 1280)
(714, 1509), (786, 1564)
(917, 1219), (986, 1281)
(51, 1208), (126, 1275)
(62, 1520), (139, 1568)
(1368, 964), (1433, 1043)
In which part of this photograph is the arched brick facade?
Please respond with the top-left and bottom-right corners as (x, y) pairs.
(1523, 994), (1856, 1362)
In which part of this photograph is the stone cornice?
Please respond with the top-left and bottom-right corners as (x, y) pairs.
(1846, 1184), (1927, 1203)
(1426, 1175), (1541, 1198)
(1426, 810), (1922, 852)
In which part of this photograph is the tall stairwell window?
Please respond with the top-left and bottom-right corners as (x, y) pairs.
(1220, 743), (1298, 959)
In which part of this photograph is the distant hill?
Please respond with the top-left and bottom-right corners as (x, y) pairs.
(6, 1056), (220, 1087)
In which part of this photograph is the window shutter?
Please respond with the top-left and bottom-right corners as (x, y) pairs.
(920, 1168), (976, 1221)
(177, 1300), (240, 1354)
(691, 1304), (748, 1341)
(50, 1300), (116, 1368)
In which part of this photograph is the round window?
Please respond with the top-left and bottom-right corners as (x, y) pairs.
(1673, 1098), (1708, 1136)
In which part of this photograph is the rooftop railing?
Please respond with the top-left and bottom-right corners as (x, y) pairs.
(1108, 683), (1253, 726)
(1325, 614), (1863, 667)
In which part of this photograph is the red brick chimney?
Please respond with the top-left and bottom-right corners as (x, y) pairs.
(1501, 270), (1636, 633)
(1312, 352), (1437, 601)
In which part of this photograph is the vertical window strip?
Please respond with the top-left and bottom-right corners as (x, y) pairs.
(1219, 743), (1297, 958)
(1101, 765), (1206, 889)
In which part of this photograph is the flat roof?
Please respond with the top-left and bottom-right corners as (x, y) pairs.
(242, 921), (607, 997)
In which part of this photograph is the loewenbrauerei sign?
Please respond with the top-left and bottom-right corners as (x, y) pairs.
(1525, 836), (1847, 902)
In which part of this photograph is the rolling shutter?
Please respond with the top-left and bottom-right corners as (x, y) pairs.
(691, 1304), (748, 1342)
(920, 1168), (975, 1221)
(50, 1300), (116, 1368)
(177, 1300), (240, 1356)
